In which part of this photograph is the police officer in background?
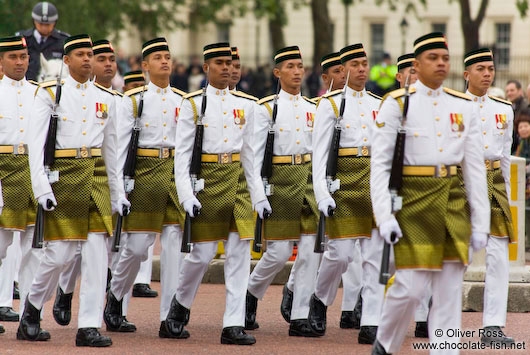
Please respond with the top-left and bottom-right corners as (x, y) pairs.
(16, 2), (69, 82)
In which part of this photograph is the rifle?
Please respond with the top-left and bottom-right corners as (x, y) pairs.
(112, 88), (145, 252)
(32, 61), (64, 248)
(253, 79), (280, 253)
(314, 71), (349, 253)
(181, 83), (207, 253)
(379, 75), (410, 285)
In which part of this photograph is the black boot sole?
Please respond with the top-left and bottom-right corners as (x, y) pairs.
(159, 329), (190, 339)
(288, 328), (321, 337)
(220, 336), (256, 345)
(75, 339), (112, 347)
(340, 321), (354, 329)
(358, 335), (376, 344)
(105, 325), (136, 333)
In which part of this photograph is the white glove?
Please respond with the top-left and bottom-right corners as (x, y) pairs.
(379, 216), (403, 244)
(112, 196), (131, 216)
(318, 197), (336, 217)
(183, 197), (202, 217)
(38, 192), (57, 211)
(470, 232), (488, 252)
(255, 199), (272, 219)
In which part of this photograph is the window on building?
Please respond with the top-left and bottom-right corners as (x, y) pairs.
(217, 22), (230, 43)
(495, 23), (511, 68)
(431, 22), (447, 35)
(370, 23), (385, 65)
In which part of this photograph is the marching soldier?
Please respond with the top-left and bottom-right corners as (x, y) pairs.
(245, 46), (320, 337)
(104, 38), (186, 337)
(18, 34), (119, 347)
(0, 35), (45, 339)
(165, 42), (257, 345)
(392, 53), (432, 339)
(51, 39), (124, 329)
(118, 71), (159, 299)
(371, 32), (490, 355)
(229, 47), (241, 91)
(122, 70), (146, 92)
(308, 43), (385, 344)
(463, 48), (515, 345)
(16, 2), (69, 81)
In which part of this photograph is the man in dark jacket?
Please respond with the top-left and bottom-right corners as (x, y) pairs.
(15, 2), (69, 81)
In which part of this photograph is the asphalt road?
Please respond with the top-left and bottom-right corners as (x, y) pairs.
(1, 283), (529, 354)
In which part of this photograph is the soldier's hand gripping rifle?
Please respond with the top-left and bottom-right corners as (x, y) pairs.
(112, 88), (145, 252)
(32, 61), (64, 249)
(253, 80), (280, 253)
(314, 71), (349, 253)
(379, 75), (410, 285)
(181, 83), (207, 253)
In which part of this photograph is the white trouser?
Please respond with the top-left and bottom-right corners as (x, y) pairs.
(59, 249), (81, 294)
(176, 233), (250, 328)
(0, 229), (42, 315)
(28, 234), (108, 329)
(0, 233), (19, 307)
(341, 240), (363, 311)
(248, 235), (320, 320)
(414, 290), (431, 322)
(377, 262), (466, 355)
(135, 244), (154, 285)
(315, 229), (385, 326)
(14, 232), (22, 283)
(483, 236), (509, 327)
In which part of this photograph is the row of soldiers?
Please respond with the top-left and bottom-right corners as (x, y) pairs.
(0, 30), (514, 354)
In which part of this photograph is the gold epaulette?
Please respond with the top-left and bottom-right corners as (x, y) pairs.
(94, 82), (116, 95)
(183, 89), (202, 99)
(488, 95), (512, 106)
(114, 90), (124, 97)
(302, 96), (316, 105)
(38, 79), (60, 88)
(27, 80), (39, 86)
(125, 85), (148, 97)
(171, 87), (187, 97)
(321, 89), (342, 98)
(380, 87), (417, 111)
(257, 94), (276, 105)
(443, 87), (471, 101)
(230, 90), (259, 102)
(367, 91), (382, 100)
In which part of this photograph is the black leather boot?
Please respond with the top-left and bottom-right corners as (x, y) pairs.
(358, 325), (378, 344)
(165, 296), (190, 338)
(352, 291), (362, 329)
(280, 285), (293, 323)
(414, 321), (428, 338)
(289, 319), (320, 337)
(133, 283), (158, 297)
(159, 321), (190, 339)
(307, 293), (327, 336)
(220, 326), (256, 345)
(245, 291), (259, 330)
(75, 328), (112, 347)
(372, 339), (391, 354)
(52, 287), (73, 326)
(17, 299), (42, 341)
(481, 326), (515, 346)
(340, 311), (354, 329)
(0, 307), (19, 321)
(17, 327), (51, 341)
(103, 292), (123, 331)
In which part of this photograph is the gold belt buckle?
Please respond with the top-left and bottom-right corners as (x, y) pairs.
(485, 160), (491, 170)
(80, 145), (89, 158)
(294, 154), (302, 165)
(16, 143), (26, 154)
(221, 153), (230, 164)
(161, 148), (170, 159)
(361, 146), (369, 156)
(438, 164), (448, 178)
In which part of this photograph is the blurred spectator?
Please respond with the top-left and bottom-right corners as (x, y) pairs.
(514, 107), (530, 250)
(488, 86), (505, 99)
(170, 61), (189, 91)
(188, 66), (204, 92)
(305, 66), (321, 98)
(238, 67), (252, 93)
(506, 80), (528, 153)
(187, 55), (202, 76)
(128, 55), (142, 71)
(527, 83), (530, 102)
(369, 52), (398, 96)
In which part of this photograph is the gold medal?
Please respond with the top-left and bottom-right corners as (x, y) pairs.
(96, 111), (103, 118)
